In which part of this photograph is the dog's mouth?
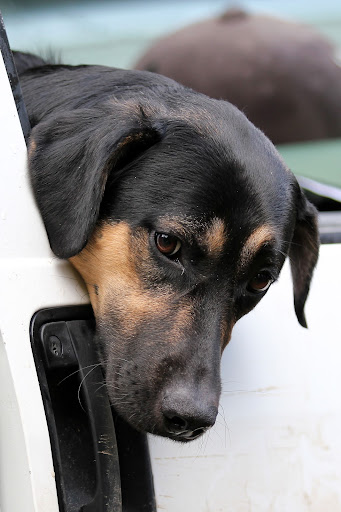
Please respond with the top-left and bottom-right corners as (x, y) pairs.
(165, 424), (210, 442)
(170, 430), (208, 442)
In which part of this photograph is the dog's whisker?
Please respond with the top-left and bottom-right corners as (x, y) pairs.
(57, 363), (102, 386)
(212, 424), (227, 448)
(77, 365), (103, 412)
(218, 404), (231, 447)
(94, 383), (109, 394)
(200, 429), (211, 455)
(217, 410), (228, 430)
(51, 274), (83, 282)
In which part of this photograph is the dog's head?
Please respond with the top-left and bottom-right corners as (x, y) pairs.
(29, 90), (319, 441)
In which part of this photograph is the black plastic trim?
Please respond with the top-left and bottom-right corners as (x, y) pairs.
(318, 211), (341, 244)
(0, 12), (31, 142)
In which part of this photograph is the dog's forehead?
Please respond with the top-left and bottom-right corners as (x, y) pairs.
(154, 97), (293, 192)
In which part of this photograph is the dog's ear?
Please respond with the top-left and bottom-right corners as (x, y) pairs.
(289, 187), (319, 328)
(29, 106), (162, 258)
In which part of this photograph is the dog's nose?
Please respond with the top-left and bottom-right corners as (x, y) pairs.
(162, 396), (218, 440)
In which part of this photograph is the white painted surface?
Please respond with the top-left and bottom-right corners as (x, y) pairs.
(0, 45), (340, 512)
(0, 51), (87, 512)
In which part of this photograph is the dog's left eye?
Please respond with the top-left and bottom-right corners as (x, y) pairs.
(155, 233), (181, 257)
(248, 271), (273, 293)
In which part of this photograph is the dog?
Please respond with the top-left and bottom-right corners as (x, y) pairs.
(15, 51), (319, 442)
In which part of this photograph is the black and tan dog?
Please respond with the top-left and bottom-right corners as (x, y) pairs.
(15, 52), (319, 442)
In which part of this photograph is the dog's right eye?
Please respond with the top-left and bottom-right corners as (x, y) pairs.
(155, 233), (181, 257)
(247, 271), (273, 294)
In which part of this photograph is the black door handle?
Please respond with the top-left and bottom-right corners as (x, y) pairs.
(31, 306), (122, 512)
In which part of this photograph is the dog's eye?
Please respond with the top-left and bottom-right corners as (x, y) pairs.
(155, 233), (181, 257)
(248, 271), (273, 293)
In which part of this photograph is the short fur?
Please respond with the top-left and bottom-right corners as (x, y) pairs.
(15, 52), (319, 442)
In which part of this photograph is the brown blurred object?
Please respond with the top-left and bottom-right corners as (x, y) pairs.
(135, 9), (341, 144)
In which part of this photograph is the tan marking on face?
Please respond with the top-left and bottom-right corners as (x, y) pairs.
(28, 138), (37, 158)
(169, 300), (194, 343)
(69, 221), (193, 340)
(201, 217), (226, 257)
(239, 225), (274, 271)
(220, 318), (234, 351)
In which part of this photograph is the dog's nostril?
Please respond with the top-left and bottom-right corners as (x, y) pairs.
(164, 414), (188, 433)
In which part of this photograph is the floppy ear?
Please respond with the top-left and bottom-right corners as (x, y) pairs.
(29, 106), (162, 258)
(289, 187), (319, 328)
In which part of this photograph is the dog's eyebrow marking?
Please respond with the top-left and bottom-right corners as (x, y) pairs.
(201, 217), (226, 257)
(239, 225), (275, 270)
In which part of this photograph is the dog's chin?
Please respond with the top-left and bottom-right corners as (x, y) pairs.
(115, 411), (210, 443)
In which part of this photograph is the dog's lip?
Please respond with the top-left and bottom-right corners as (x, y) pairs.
(167, 426), (209, 441)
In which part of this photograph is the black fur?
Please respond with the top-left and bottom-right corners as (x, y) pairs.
(16, 52), (319, 441)
(13, 50), (46, 75)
